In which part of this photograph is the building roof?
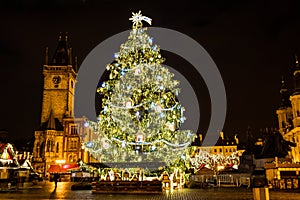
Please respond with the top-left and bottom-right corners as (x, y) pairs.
(38, 112), (64, 131)
(47, 164), (79, 173)
(52, 33), (71, 66)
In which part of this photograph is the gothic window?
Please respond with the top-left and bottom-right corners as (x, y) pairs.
(40, 142), (45, 157)
(69, 155), (73, 163)
(46, 140), (51, 152)
(69, 140), (78, 149)
(51, 140), (55, 152)
(36, 142), (40, 157)
(297, 110), (300, 117)
(220, 148), (222, 152)
(70, 125), (78, 135)
(56, 142), (59, 153)
(73, 155), (77, 163)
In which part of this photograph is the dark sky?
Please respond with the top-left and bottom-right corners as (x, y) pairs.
(1, 0), (300, 140)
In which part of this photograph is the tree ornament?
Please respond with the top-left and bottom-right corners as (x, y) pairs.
(168, 123), (176, 132)
(129, 10), (152, 29)
(155, 102), (162, 112)
(134, 68), (141, 75)
(136, 131), (145, 142)
(125, 99), (133, 108)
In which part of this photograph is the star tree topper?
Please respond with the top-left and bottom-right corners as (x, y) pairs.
(129, 11), (152, 28)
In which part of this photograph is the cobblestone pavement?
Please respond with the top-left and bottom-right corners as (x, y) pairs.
(0, 182), (300, 199)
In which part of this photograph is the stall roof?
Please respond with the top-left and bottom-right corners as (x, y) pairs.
(47, 164), (79, 173)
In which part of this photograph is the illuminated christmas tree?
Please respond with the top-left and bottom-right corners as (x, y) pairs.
(84, 11), (196, 165)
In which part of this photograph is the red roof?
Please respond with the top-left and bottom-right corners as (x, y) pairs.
(47, 164), (79, 173)
(61, 164), (79, 172)
(47, 164), (61, 173)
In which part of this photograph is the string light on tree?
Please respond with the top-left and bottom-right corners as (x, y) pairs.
(84, 11), (196, 164)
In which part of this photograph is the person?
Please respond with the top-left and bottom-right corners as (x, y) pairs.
(54, 173), (60, 188)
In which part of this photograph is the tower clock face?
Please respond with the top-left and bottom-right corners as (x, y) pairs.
(52, 76), (61, 85)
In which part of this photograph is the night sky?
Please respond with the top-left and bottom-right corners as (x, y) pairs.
(1, 0), (300, 140)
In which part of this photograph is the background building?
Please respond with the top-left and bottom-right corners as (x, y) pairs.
(276, 56), (300, 163)
(194, 132), (240, 157)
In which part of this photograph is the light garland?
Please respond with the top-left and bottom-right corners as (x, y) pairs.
(84, 11), (196, 165)
(188, 150), (240, 173)
(0, 143), (20, 167)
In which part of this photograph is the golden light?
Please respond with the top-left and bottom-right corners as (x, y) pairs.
(217, 165), (225, 171)
(55, 159), (66, 164)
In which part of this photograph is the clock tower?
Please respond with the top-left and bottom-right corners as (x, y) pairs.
(40, 33), (76, 124)
(32, 33), (98, 176)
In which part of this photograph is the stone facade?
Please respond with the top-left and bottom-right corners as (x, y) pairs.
(32, 34), (96, 175)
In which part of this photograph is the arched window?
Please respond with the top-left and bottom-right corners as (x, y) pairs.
(73, 155), (77, 163)
(56, 142), (59, 153)
(69, 155), (73, 163)
(69, 140), (73, 149)
(36, 142), (40, 157)
(70, 125), (78, 135)
(40, 142), (45, 157)
(46, 140), (51, 152)
(51, 140), (55, 152)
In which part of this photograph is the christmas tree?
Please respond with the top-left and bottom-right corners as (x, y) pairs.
(84, 11), (196, 165)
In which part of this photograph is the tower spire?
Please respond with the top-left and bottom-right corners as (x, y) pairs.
(75, 56), (78, 72)
(46, 109), (56, 130)
(293, 54), (300, 94)
(68, 47), (73, 65)
(45, 46), (49, 65)
(279, 76), (290, 108)
(65, 32), (68, 42)
(52, 32), (70, 65)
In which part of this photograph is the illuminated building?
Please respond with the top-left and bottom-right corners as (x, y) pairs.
(32, 33), (97, 175)
(194, 132), (240, 157)
(276, 56), (300, 163)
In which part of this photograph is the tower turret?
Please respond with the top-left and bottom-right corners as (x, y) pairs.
(293, 55), (300, 95)
(290, 55), (300, 128)
(277, 77), (293, 134)
(40, 33), (77, 124)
